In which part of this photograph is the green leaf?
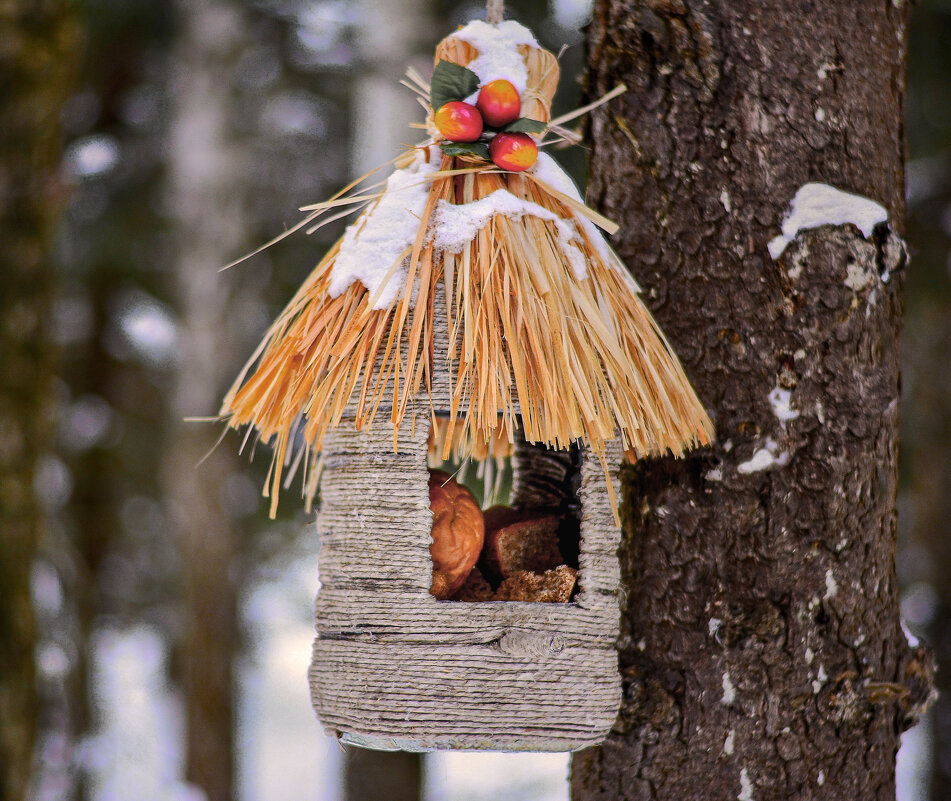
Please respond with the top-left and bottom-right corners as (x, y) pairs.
(503, 117), (547, 135)
(439, 141), (490, 160)
(430, 60), (481, 112)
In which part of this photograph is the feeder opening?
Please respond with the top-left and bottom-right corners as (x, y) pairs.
(427, 416), (582, 602)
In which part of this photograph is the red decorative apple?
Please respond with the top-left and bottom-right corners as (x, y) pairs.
(476, 79), (521, 128)
(434, 101), (483, 142)
(489, 132), (538, 171)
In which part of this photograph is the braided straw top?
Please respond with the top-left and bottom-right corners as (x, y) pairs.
(425, 28), (560, 139)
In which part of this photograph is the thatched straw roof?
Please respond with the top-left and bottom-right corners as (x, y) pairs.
(220, 21), (713, 515)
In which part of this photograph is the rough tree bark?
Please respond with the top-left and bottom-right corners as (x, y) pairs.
(0, 4), (80, 800)
(572, 2), (932, 800)
(161, 3), (249, 800)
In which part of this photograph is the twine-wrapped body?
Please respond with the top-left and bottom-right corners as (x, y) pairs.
(309, 312), (624, 750)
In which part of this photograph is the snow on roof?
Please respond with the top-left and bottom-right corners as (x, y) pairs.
(328, 148), (439, 309)
(433, 188), (588, 280)
(329, 148), (632, 305)
(450, 19), (539, 95)
(768, 182), (889, 260)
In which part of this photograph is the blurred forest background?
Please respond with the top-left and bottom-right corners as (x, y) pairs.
(1, 0), (949, 799)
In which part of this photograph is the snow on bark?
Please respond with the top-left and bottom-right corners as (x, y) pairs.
(738, 768), (754, 801)
(433, 188), (588, 279)
(767, 182), (889, 260)
(767, 386), (798, 423)
(735, 438), (789, 474)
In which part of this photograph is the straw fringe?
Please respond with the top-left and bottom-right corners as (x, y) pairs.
(220, 148), (713, 517)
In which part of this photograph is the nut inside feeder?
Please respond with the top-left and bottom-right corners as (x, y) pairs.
(428, 419), (585, 604)
(219, 13), (712, 752)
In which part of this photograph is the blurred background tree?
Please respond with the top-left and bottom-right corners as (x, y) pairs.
(1, 0), (947, 799)
(904, 3), (951, 799)
(0, 3), (81, 801)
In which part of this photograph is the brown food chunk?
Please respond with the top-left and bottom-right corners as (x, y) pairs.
(480, 507), (563, 582)
(450, 567), (495, 602)
(495, 565), (578, 603)
(429, 471), (485, 599)
(482, 504), (533, 532)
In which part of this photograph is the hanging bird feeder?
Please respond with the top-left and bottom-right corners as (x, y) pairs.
(219, 6), (712, 752)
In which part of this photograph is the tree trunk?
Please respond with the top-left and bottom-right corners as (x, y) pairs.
(350, 0), (429, 175)
(162, 3), (249, 800)
(0, 4), (80, 800)
(572, 2), (931, 799)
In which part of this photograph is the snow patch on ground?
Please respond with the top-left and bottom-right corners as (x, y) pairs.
(239, 543), (342, 801)
(897, 712), (932, 801)
(83, 626), (197, 801)
(767, 183), (888, 260)
(736, 438), (789, 474)
(426, 752), (569, 801)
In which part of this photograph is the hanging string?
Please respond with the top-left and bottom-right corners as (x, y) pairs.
(486, 0), (504, 24)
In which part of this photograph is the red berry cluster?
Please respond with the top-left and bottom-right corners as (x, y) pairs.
(434, 79), (538, 172)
